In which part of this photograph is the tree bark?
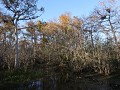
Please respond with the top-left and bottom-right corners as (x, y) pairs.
(14, 19), (19, 69)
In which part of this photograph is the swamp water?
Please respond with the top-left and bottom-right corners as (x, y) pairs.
(0, 75), (120, 90)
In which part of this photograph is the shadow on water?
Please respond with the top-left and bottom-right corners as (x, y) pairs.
(0, 75), (120, 90)
(0, 80), (42, 90)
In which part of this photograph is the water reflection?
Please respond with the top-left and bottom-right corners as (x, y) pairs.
(0, 76), (120, 90)
(28, 80), (42, 90)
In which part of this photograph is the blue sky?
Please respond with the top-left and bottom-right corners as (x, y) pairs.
(37, 0), (105, 21)
(0, 0), (119, 22)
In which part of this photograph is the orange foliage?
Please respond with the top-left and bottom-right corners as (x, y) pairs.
(36, 12), (83, 36)
(43, 21), (59, 35)
(59, 12), (71, 25)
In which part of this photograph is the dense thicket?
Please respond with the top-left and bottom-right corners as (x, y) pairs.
(0, 0), (120, 76)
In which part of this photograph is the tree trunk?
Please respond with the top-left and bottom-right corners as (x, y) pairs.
(14, 19), (19, 69)
(90, 28), (94, 49)
(104, 63), (110, 75)
(98, 59), (103, 74)
(108, 15), (118, 47)
(33, 32), (37, 62)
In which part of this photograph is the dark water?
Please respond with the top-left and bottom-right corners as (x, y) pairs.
(0, 76), (120, 90)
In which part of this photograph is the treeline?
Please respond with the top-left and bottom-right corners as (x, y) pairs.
(0, 0), (120, 76)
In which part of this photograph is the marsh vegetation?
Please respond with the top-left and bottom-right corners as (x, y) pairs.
(0, 0), (120, 89)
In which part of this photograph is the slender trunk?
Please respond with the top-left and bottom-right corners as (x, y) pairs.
(98, 59), (103, 74)
(3, 30), (6, 53)
(104, 63), (110, 75)
(14, 19), (19, 69)
(90, 30), (94, 48)
(108, 15), (118, 47)
(33, 32), (37, 62)
(3, 31), (6, 48)
(3, 30), (6, 68)
(108, 14), (119, 59)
